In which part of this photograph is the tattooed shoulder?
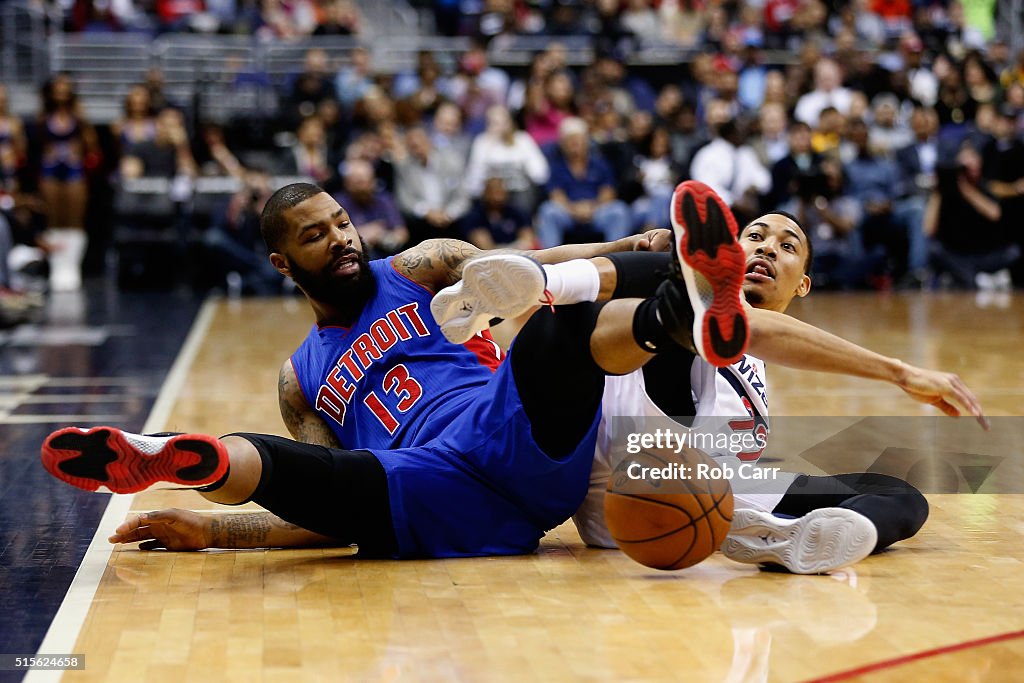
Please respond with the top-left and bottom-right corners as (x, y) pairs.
(393, 239), (481, 290)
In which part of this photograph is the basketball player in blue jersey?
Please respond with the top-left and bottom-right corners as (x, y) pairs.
(39, 182), (757, 557)
(439, 184), (987, 573)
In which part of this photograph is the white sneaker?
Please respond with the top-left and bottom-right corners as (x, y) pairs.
(722, 508), (878, 574)
(430, 254), (548, 344)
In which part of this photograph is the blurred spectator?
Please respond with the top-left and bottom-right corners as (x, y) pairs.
(962, 51), (1000, 111)
(944, 0), (986, 59)
(204, 169), (284, 296)
(155, 0), (204, 33)
(462, 177), (535, 250)
(284, 49), (338, 127)
(354, 87), (398, 138)
(999, 48), (1024, 91)
(668, 100), (704, 177)
(763, 0), (800, 47)
(653, 85), (683, 127)
(783, 158), (873, 289)
(507, 48), (559, 113)
(844, 118), (905, 282)
(631, 126), (680, 231)
(393, 51), (443, 101)
(120, 107), (198, 179)
(282, 116), (333, 185)
(144, 68), (171, 111)
(525, 70), (575, 147)
(395, 53), (446, 126)
(336, 47), (375, 113)
(982, 104), (1024, 284)
(431, 102), (472, 160)
(621, 0), (659, 44)
(870, 0), (912, 34)
(313, 0), (360, 35)
(926, 142), (1019, 288)
(0, 84), (26, 196)
(315, 98), (343, 153)
(258, 0), (318, 40)
(464, 105), (549, 215)
(393, 125), (470, 243)
(690, 117), (770, 223)
(195, 124), (244, 178)
(750, 101), (790, 169)
(472, 0), (518, 42)
(112, 85), (156, 154)
(333, 159), (407, 257)
(737, 39), (769, 110)
(770, 120), (822, 209)
(894, 104), (941, 283)
(38, 74), (99, 292)
(901, 32), (938, 106)
(600, 109), (651, 203)
(831, 0), (886, 48)
(447, 44), (510, 126)
(812, 106), (844, 159)
(658, 0), (705, 48)
(795, 59), (854, 126)
(935, 58), (975, 130)
(535, 117), (632, 247)
(869, 94), (912, 157)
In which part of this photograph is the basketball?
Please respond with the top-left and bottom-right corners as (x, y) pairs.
(604, 447), (734, 570)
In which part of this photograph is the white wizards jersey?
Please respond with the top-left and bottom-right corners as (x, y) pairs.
(573, 353), (798, 548)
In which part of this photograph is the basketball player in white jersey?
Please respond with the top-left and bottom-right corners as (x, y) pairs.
(433, 181), (986, 574)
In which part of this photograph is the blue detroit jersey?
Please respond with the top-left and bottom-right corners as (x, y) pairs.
(290, 257), (504, 451)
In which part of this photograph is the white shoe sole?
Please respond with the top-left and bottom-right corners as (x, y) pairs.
(722, 507), (878, 574)
(430, 254), (546, 344)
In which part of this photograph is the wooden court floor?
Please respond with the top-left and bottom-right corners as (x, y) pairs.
(46, 292), (1024, 682)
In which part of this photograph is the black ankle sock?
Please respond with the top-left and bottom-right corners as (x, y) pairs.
(633, 297), (673, 352)
(197, 464), (230, 492)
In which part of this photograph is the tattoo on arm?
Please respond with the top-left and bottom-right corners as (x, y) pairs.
(208, 513), (304, 548)
(278, 361), (341, 447)
(393, 239), (482, 290)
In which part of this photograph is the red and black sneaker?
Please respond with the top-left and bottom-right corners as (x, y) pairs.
(658, 180), (749, 367)
(41, 426), (228, 494)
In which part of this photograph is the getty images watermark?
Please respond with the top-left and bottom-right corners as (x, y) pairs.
(623, 427), (783, 482)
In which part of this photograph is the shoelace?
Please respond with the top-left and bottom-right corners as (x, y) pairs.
(539, 289), (555, 313)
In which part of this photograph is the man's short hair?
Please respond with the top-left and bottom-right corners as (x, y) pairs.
(763, 210), (813, 276)
(558, 116), (588, 140)
(260, 183), (325, 253)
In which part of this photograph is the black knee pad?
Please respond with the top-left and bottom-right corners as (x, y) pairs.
(606, 251), (673, 299)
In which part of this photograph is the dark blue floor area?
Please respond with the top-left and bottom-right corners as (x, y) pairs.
(0, 283), (199, 679)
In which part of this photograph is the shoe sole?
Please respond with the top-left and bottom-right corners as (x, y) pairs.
(722, 507), (878, 574)
(670, 181), (749, 367)
(41, 426), (228, 494)
(430, 254), (546, 344)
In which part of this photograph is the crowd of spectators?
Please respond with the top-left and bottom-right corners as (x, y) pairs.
(1, 0), (1023, 311)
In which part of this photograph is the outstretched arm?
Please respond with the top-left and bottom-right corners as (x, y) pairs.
(109, 509), (340, 550)
(391, 234), (657, 293)
(746, 307), (988, 428)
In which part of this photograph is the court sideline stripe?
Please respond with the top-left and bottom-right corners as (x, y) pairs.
(24, 297), (220, 683)
(805, 628), (1024, 682)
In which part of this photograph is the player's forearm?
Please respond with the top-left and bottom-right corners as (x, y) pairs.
(532, 235), (640, 264)
(206, 512), (340, 549)
(747, 308), (904, 384)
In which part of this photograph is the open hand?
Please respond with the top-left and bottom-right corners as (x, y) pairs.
(109, 509), (212, 551)
(896, 363), (989, 430)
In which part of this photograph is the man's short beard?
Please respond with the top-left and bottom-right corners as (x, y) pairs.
(288, 236), (377, 318)
(742, 286), (764, 306)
